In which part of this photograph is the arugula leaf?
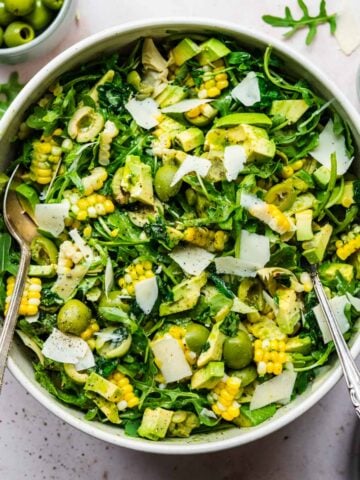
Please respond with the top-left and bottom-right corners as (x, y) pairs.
(0, 72), (23, 118)
(0, 233), (18, 275)
(263, 0), (337, 45)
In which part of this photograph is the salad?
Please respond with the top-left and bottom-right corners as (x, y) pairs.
(2, 34), (360, 441)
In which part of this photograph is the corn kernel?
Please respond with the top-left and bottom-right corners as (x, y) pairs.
(292, 160), (304, 171)
(207, 87), (221, 97)
(186, 106), (200, 118)
(216, 80), (229, 90)
(281, 166), (294, 179)
(204, 79), (216, 89)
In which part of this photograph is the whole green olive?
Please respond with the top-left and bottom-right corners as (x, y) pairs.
(57, 299), (92, 335)
(0, 1), (15, 26)
(4, 21), (34, 47)
(25, 0), (53, 30)
(184, 323), (210, 354)
(154, 164), (182, 202)
(95, 326), (132, 359)
(4, 0), (35, 16)
(42, 0), (62, 10)
(223, 331), (253, 369)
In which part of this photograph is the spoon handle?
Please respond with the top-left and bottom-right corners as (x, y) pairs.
(310, 265), (360, 418)
(0, 245), (31, 391)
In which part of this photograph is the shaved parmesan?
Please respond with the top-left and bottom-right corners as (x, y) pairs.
(151, 335), (192, 383)
(310, 120), (353, 175)
(25, 313), (39, 324)
(239, 230), (270, 269)
(170, 155), (211, 186)
(75, 346), (95, 371)
(104, 256), (114, 297)
(313, 295), (350, 344)
(35, 203), (69, 237)
(223, 145), (247, 181)
(335, 0), (360, 55)
(231, 72), (261, 106)
(346, 293), (360, 312)
(125, 97), (160, 129)
(162, 99), (212, 113)
(250, 370), (297, 410)
(135, 276), (158, 314)
(68, 229), (93, 263)
(42, 328), (89, 364)
(169, 246), (215, 276)
(215, 256), (258, 277)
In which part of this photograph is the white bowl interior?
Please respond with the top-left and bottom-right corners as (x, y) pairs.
(1, 19), (360, 454)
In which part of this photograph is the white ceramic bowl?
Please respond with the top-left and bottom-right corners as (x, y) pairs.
(1, 18), (360, 455)
(0, 0), (76, 64)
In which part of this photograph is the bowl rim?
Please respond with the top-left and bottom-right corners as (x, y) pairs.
(4, 16), (360, 455)
(0, 0), (73, 55)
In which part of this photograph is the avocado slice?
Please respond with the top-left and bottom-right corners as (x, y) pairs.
(197, 321), (225, 368)
(197, 38), (231, 66)
(159, 272), (207, 316)
(172, 38), (200, 66)
(275, 288), (301, 335)
(137, 407), (173, 440)
(302, 224), (333, 264)
(89, 393), (121, 424)
(175, 127), (204, 152)
(216, 113), (272, 128)
(295, 209), (313, 241)
(270, 99), (309, 124)
(121, 155), (154, 206)
(234, 404), (276, 427)
(156, 85), (187, 108)
(318, 262), (354, 283)
(313, 165), (330, 189)
(191, 361), (225, 389)
(285, 336), (312, 354)
(84, 372), (123, 402)
(28, 264), (57, 277)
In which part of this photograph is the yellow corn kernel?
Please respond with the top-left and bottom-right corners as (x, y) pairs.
(135, 264), (144, 275)
(126, 284), (135, 295)
(25, 305), (38, 316)
(281, 166), (294, 179)
(143, 261), (152, 270)
(83, 225), (92, 238)
(91, 322), (100, 333)
(28, 291), (41, 300)
(118, 278), (125, 288)
(186, 106), (201, 118)
(273, 363), (283, 375)
(37, 176), (52, 184)
(127, 397), (140, 408)
(292, 160), (304, 171)
(204, 79), (216, 89)
(254, 339), (262, 349)
(336, 236), (360, 260)
(77, 210), (88, 221)
(254, 349), (263, 362)
(215, 73), (227, 81)
(37, 143), (52, 154)
(80, 328), (93, 340)
(207, 87), (221, 97)
(278, 351), (287, 363)
(77, 198), (89, 210)
(110, 229), (119, 238)
(216, 80), (229, 90)
(118, 378), (130, 387)
(278, 341), (286, 352)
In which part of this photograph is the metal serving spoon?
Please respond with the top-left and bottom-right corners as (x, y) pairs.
(0, 166), (38, 392)
(310, 264), (360, 418)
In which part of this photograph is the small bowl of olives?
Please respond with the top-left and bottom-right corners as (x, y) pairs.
(0, 0), (76, 64)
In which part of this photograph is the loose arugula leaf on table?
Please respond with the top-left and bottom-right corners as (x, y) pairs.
(0, 72), (23, 118)
(263, 0), (337, 45)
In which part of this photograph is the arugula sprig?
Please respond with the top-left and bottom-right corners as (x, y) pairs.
(0, 72), (23, 118)
(263, 0), (337, 45)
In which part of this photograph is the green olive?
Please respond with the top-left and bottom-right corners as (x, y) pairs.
(4, 0), (35, 15)
(0, 2), (15, 26)
(232, 365), (258, 386)
(154, 164), (182, 202)
(223, 331), (253, 369)
(57, 299), (92, 335)
(25, 0), (53, 30)
(30, 235), (58, 265)
(265, 182), (297, 211)
(42, 0), (62, 10)
(184, 323), (210, 354)
(95, 326), (132, 359)
(4, 21), (34, 47)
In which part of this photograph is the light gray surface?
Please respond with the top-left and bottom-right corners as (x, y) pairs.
(0, 0), (360, 478)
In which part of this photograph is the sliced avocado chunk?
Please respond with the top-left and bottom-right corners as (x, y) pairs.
(84, 372), (123, 402)
(137, 407), (173, 440)
(63, 363), (89, 384)
(121, 155), (154, 206)
(216, 113), (272, 128)
(175, 127), (204, 152)
(191, 361), (225, 389)
(234, 403), (276, 427)
(350, 252), (360, 279)
(156, 85), (187, 108)
(159, 272), (207, 316)
(204, 128), (228, 152)
(275, 288), (301, 335)
(302, 224), (333, 264)
(313, 165), (330, 189)
(295, 209), (313, 241)
(270, 99), (309, 124)
(232, 365), (257, 387)
(172, 38), (200, 66)
(318, 262), (354, 283)
(185, 104), (218, 127)
(197, 38), (231, 66)
(28, 264), (57, 277)
(89, 393), (121, 424)
(285, 336), (312, 354)
(197, 321), (226, 368)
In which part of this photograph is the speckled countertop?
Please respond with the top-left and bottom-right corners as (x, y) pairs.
(0, 1), (360, 479)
